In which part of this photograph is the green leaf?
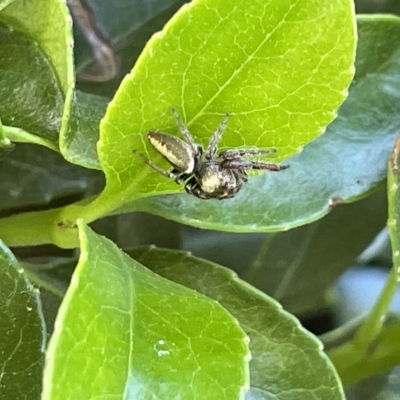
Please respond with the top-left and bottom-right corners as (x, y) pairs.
(0, 144), (103, 213)
(0, 241), (45, 400)
(0, 0), (72, 92)
(60, 91), (108, 169)
(91, 0), (356, 219)
(0, 0), (14, 12)
(0, 23), (64, 142)
(0, 0), (73, 144)
(126, 14), (400, 232)
(75, 0), (186, 97)
(42, 222), (249, 399)
(22, 257), (76, 299)
(129, 246), (345, 400)
(64, 1), (197, 167)
(246, 187), (387, 315)
(22, 257), (76, 334)
(74, 0), (183, 67)
(0, 0), (110, 168)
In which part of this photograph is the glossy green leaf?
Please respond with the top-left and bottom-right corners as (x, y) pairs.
(129, 246), (345, 400)
(75, 0), (186, 96)
(0, 0), (72, 91)
(125, 15), (400, 232)
(117, 212), (183, 249)
(182, 229), (268, 276)
(75, 0), (183, 64)
(22, 257), (76, 334)
(62, 1), (185, 167)
(0, 0), (14, 11)
(42, 222), (249, 399)
(0, 0), (110, 168)
(21, 255), (106, 336)
(22, 257), (76, 299)
(60, 91), (108, 169)
(92, 0), (355, 218)
(0, 144), (103, 213)
(0, 241), (45, 399)
(0, 24), (63, 142)
(0, 0), (73, 143)
(246, 187), (387, 315)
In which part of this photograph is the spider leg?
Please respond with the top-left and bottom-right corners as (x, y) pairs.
(133, 150), (176, 179)
(220, 148), (276, 160)
(171, 108), (198, 156)
(184, 179), (211, 199)
(222, 159), (289, 171)
(205, 114), (230, 160)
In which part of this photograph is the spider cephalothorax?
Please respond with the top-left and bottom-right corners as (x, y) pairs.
(134, 109), (289, 200)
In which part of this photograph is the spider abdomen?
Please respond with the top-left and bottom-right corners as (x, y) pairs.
(148, 132), (195, 173)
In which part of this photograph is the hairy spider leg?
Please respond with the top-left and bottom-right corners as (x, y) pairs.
(220, 148), (276, 160)
(171, 108), (199, 156)
(184, 178), (205, 198)
(222, 159), (289, 171)
(205, 114), (230, 160)
(133, 150), (175, 178)
(133, 150), (189, 182)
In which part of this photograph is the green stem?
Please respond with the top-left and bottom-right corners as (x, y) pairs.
(352, 138), (400, 350)
(0, 197), (98, 248)
(0, 190), (141, 248)
(352, 267), (398, 351)
(3, 125), (60, 152)
(327, 136), (400, 386)
(0, 209), (59, 246)
(328, 321), (400, 386)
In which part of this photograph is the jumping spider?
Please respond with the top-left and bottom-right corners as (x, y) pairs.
(133, 109), (289, 200)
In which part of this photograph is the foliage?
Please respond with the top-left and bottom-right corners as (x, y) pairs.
(0, 0), (399, 399)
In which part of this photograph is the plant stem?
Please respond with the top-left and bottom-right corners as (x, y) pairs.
(3, 125), (60, 152)
(328, 320), (400, 385)
(352, 135), (400, 350)
(327, 135), (400, 386)
(352, 267), (398, 350)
